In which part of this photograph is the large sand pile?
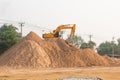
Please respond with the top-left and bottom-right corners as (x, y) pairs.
(0, 31), (119, 68)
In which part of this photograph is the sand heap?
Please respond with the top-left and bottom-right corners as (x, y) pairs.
(0, 31), (119, 68)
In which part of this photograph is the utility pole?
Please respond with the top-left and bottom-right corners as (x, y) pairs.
(19, 22), (25, 37)
(89, 34), (93, 41)
(87, 34), (93, 49)
(112, 37), (115, 58)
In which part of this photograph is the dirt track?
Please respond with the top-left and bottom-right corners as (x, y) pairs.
(0, 67), (120, 80)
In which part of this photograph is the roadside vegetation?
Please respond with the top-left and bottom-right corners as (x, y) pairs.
(0, 24), (21, 55)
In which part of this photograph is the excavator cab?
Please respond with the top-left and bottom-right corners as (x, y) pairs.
(53, 30), (60, 37)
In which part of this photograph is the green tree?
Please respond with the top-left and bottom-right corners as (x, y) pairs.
(116, 38), (120, 54)
(80, 41), (96, 49)
(80, 42), (88, 49)
(0, 24), (21, 54)
(117, 38), (120, 45)
(116, 45), (120, 54)
(97, 41), (113, 55)
(66, 35), (84, 47)
(88, 41), (96, 49)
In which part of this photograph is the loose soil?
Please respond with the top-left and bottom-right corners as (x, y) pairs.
(0, 31), (119, 68)
(0, 67), (120, 80)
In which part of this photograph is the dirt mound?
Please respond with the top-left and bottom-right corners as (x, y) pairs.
(39, 38), (85, 67)
(0, 32), (51, 68)
(0, 31), (119, 68)
(80, 49), (110, 66)
(25, 31), (43, 44)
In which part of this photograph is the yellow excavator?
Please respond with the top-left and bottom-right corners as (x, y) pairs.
(42, 24), (76, 43)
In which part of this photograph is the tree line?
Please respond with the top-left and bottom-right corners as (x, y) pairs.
(67, 35), (120, 56)
(97, 39), (120, 56)
(0, 24), (120, 56)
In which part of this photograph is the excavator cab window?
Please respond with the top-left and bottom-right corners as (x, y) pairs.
(53, 30), (60, 37)
(54, 31), (60, 37)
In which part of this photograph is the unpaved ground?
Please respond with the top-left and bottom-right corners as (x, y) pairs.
(0, 67), (120, 80)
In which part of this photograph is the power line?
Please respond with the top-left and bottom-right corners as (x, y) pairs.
(0, 18), (52, 32)
(0, 22), (9, 24)
(25, 22), (52, 31)
(0, 19), (19, 23)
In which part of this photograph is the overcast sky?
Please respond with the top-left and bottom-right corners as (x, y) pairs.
(0, 0), (120, 45)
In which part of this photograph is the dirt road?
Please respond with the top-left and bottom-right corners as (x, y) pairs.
(0, 67), (119, 80)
